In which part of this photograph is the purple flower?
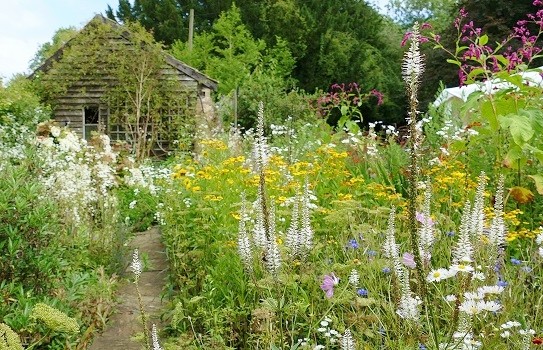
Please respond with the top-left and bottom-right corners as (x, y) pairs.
(382, 267), (391, 274)
(320, 273), (340, 298)
(510, 258), (522, 265)
(357, 288), (368, 297)
(347, 239), (359, 249)
(370, 89), (384, 105)
(402, 252), (416, 269)
(497, 280), (508, 288)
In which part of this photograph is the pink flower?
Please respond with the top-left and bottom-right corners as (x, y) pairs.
(320, 273), (340, 298)
(416, 212), (435, 227)
(402, 252), (416, 269)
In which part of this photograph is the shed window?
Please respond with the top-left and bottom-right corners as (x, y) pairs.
(84, 106), (100, 139)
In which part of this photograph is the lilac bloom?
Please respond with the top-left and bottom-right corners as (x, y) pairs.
(416, 212), (435, 227)
(402, 252), (416, 269)
(320, 273), (340, 298)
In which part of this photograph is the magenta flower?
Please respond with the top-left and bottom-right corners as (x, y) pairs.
(320, 273), (340, 298)
(402, 252), (416, 269)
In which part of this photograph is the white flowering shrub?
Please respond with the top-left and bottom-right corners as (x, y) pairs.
(34, 121), (119, 229)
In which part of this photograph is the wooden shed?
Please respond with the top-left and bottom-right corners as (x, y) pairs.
(31, 15), (218, 154)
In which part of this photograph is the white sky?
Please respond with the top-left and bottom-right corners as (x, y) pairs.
(0, 0), (390, 83)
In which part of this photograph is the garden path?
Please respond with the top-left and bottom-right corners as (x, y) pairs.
(88, 226), (167, 350)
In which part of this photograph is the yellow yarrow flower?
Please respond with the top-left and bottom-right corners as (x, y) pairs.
(0, 323), (23, 350)
(31, 303), (79, 334)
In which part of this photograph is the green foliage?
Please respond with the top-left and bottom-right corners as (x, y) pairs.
(0, 162), (64, 293)
(29, 27), (78, 71)
(35, 19), (195, 161)
(172, 4), (265, 95)
(388, 0), (457, 29)
(0, 75), (50, 127)
(107, 0), (183, 46)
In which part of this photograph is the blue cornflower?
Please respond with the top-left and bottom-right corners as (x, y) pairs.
(419, 344), (427, 350)
(510, 258), (522, 265)
(446, 231), (455, 237)
(347, 239), (359, 249)
(382, 267), (391, 274)
(497, 280), (508, 288)
(366, 250), (377, 257)
(357, 288), (368, 297)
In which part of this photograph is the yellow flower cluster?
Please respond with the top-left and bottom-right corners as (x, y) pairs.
(199, 139), (228, 151)
(0, 323), (23, 350)
(337, 193), (354, 201)
(203, 194), (223, 202)
(289, 161), (314, 177)
(222, 156), (245, 167)
(365, 183), (404, 204)
(506, 227), (540, 241)
(345, 176), (365, 186)
(31, 303), (80, 334)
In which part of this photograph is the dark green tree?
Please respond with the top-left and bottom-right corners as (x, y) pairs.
(172, 4), (266, 95)
(105, 0), (183, 46)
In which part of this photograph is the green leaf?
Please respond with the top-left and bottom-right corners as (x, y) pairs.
(446, 59), (461, 67)
(509, 114), (534, 144)
(466, 68), (485, 83)
(478, 34), (489, 46)
(340, 104), (349, 116)
(503, 145), (523, 168)
(480, 99), (499, 130)
(528, 175), (543, 195)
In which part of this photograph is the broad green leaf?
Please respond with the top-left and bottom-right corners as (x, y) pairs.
(521, 109), (543, 133)
(503, 145), (523, 168)
(509, 114), (534, 144)
(480, 99), (499, 130)
(499, 113), (534, 145)
(528, 175), (543, 195)
(479, 34), (489, 45)
(340, 104), (349, 116)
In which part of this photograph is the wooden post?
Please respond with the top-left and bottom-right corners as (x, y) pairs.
(188, 9), (194, 51)
(233, 86), (238, 128)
